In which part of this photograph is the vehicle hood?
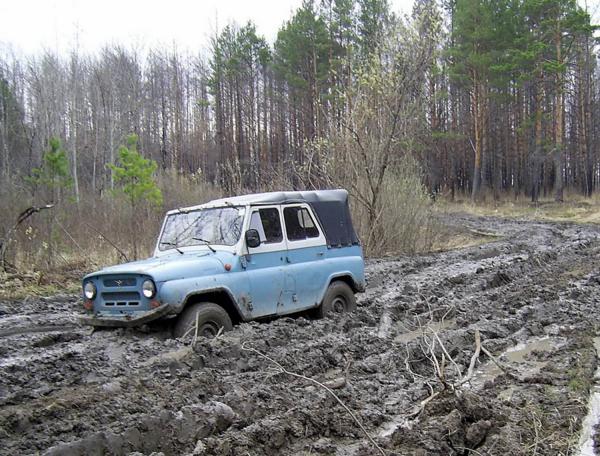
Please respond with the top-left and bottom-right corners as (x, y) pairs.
(84, 250), (236, 282)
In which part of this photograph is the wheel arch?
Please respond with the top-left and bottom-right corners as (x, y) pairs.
(182, 288), (244, 325)
(316, 272), (360, 306)
(330, 274), (359, 292)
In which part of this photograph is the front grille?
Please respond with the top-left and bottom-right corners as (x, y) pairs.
(101, 291), (141, 307)
(103, 277), (136, 287)
(104, 301), (140, 306)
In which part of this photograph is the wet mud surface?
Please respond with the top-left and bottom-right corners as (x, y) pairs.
(1, 214), (600, 455)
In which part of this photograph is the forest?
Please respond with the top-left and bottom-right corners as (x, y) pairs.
(0, 0), (598, 265)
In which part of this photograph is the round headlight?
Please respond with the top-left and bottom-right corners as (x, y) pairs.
(142, 279), (156, 299)
(84, 282), (96, 300)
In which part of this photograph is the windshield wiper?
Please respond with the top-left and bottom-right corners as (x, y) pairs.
(160, 241), (184, 254)
(192, 237), (216, 253)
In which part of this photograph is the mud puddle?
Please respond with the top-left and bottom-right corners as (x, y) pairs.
(470, 336), (564, 390)
(394, 318), (457, 343)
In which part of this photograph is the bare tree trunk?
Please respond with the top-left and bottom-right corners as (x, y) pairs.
(554, 28), (564, 202)
(532, 80), (543, 203)
(471, 77), (483, 201)
(70, 55), (80, 204)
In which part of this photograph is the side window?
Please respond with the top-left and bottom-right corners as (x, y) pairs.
(249, 208), (283, 244)
(284, 206), (320, 241)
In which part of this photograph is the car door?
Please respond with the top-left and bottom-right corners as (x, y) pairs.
(279, 204), (327, 314)
(244, 206), (287, 317)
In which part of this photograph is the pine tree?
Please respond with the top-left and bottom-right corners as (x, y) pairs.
(274, 1), (333, 145)
(209, 22), (270, 189)
(26, 137), (73, 204)
(23, 137), (73, 268)
(356, 0), (391, 59)
(448, 0), (497, 200)
(109, 134), (162, 259)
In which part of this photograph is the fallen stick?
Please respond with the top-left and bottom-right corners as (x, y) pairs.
(241, 342), (386, 456)
(433, 331), (463, 382)
(405, 390), (441, 419)
(410, 329), (481, 418)
(480, 345), (516, 378)
(212, 326), (224, 341)
(460, 329), (481, 386)
(192, 311), (200, 346)
(181, 323), (196, 340)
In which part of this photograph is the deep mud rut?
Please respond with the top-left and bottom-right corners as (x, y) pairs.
(1, 214), (600, 456)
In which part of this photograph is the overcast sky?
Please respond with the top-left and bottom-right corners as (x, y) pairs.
(0, 0), (415, 56)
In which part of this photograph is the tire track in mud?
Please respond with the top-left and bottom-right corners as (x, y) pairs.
(0, 324), (79, 338)
(360, 217), (600, 455)
(0, 215), (599, 455)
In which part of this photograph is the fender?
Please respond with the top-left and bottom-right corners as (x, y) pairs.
(164, 284), (250, 322)
(316, 271), (365, 305)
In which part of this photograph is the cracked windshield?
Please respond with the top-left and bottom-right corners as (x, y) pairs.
(159, 207), (245, 250)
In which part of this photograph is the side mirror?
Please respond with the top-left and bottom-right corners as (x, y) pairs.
(245, 229), (261, 249)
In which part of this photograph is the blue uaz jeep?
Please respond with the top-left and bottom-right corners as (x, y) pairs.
(80, 190), (365, 337)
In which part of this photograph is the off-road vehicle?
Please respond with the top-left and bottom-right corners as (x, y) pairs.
(80, 189), (365, 337)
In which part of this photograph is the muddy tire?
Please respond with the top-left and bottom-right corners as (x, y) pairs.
(173, 302), (232, 339)
(315, 281), (356, 318)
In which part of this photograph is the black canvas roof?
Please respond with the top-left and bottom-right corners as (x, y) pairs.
(207, 189), (360, 248)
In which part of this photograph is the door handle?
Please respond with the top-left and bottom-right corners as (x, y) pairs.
(317, 252), (324, 257)
(285, 256), (292, 263)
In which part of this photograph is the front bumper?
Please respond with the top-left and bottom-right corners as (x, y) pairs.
(79, 303), (172, 327)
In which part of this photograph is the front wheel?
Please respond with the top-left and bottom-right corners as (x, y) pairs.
(173, 302), (232, 339)
(315, 281), (357, 319)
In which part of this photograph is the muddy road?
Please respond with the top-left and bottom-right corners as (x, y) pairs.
(1, 214), (600, 455)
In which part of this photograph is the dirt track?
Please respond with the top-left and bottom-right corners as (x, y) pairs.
(1, 214), (600, 455)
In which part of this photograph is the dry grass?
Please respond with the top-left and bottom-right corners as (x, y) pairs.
(439, 193), (600, 225)
(0, 277), (80, 300)
(430, 229), (501, 253)
(350, 158), (441, 256)
(0, 265), (82, 300)
(0, 171), (222, 277)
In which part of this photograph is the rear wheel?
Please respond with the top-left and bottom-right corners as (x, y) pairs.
(173, 302), (232, 339)
(315, 281), (356, 319)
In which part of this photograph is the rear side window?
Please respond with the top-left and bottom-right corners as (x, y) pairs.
(284, 206), (320, 241)
(249, 208), (283, 243)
